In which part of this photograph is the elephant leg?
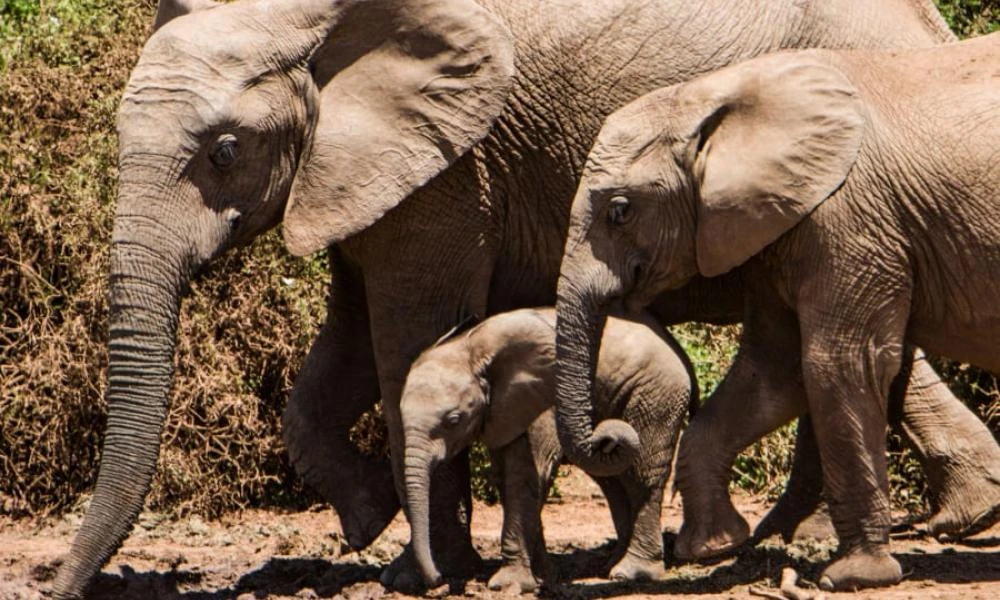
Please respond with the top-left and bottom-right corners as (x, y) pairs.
(799, 293), (908, 591)
(592, 476), (632, 564)
(752, 415), (830, 543)
(604, 388), (677, 581)
(282, 247), (398, 550)
(608, 468), (668, 581)
(364, 281), (494, 586)
(675, 302), (806, 561)
(753, 347), (1000, 545)
(898, 350), (1000, 540)
(489, 416), (560, 592)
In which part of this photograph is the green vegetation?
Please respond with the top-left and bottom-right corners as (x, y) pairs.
(936, 0), (999, 37)
(1, 0), (998, 520)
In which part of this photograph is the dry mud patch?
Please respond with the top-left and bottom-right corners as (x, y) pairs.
(1, 467), (998, 599)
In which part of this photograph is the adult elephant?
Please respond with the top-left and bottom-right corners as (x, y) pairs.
(550, 36), (1000, 589)
(52, 0), (987, 597)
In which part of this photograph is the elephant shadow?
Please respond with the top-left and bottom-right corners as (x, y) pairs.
(543, 537), (808, 599)
(83, 557), (381, 599)
(542, 530), (1000, 598)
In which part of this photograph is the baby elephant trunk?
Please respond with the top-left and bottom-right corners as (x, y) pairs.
(403, 434), (446, 588)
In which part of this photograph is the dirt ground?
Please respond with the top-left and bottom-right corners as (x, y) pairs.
(2, 467), (998, 600)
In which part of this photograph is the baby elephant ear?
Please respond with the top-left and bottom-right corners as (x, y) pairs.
(686, 54), (865, 277)
(282, 0), (515, 255)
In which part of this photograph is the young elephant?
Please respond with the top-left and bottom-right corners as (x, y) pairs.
(401, 308), (695, 591)
(553, 33), (1000, 591)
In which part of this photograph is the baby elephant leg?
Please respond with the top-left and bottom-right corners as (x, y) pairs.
(606, 473), (668, 582)
(489, 415), (560, 593)
(603, 386), (689, 581)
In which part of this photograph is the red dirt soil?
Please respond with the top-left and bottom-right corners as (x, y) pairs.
(2, 467), (998, 599)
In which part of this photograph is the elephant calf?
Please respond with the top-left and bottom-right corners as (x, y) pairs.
(553, 32), (1000, 591)
(400, 308), (696, 591)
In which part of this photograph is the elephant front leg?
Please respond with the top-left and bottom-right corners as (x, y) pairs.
(489, 423), (559, 592)
(675, 304), (807, 561)
(800, 302), (908, 591)
(283, 248), (398, 551)
(366, 289), (492, 589)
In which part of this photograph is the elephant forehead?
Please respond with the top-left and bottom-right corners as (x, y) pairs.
(403, 362), (475, 403)
(118, 66), (244, 156)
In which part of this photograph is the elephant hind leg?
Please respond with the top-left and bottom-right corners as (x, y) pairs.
(752, 415), (830, 544)
(899, 351), (1000, 540)
(282, 248), (398, 550)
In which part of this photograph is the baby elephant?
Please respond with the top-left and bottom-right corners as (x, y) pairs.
(400, 308), (696, 591)
(553, 32), (1000, 591)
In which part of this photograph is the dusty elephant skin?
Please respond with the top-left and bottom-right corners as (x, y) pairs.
(651, 278), (1000, 551)
(52, 0), (996, 597)
(400, 308), (695, 591)
(552, 32), (1000, 592)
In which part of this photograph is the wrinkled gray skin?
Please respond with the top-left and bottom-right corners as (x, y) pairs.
(650, 276), (1000, 551)
(401, 308), (695, 590)
(553, 34), (1000, 591)
(52, 0), (993, 596)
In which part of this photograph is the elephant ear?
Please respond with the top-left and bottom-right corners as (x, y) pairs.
(283, 0), (516, 255)
(471, 315), (557, 450)
(152, 0), (219, 32)
(682, 54), (865, 277)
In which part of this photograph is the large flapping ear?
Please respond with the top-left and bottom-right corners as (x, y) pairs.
(153, 0), (219, 33)
(680, 53), (865, 277)
(470, 313), (557, 450)
(282, 0), (515, 255)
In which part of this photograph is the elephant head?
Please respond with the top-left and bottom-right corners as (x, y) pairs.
(400, 312), (556, 586)
(553, 52), (865, 475)
(53, 0), (513, 596)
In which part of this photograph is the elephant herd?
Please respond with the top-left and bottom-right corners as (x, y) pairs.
(49, 0), (1000, 597)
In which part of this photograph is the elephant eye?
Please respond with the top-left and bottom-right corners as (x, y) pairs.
(210, 134), (238, 170)
(444, 410), (462, 427)
(608, 195), (632, 226)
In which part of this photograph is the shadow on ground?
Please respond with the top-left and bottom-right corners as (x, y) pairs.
(81, 558), (380, 599)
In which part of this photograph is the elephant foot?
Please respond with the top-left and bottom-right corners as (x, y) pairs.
(819, 545), (901, 591)
(608, 553), (666, 582)
(379, 548), (426, 594)
(379, 546), (428, 593)
(380, 542), (482, 592)
(336, 476), (401, 551)
(282, 408), (400, 550)
(789, 503), (836, 543)
(488, 563), (542, 593)
(674, 500), (750, 560)
(927, 472), (1000, 541)
(753, 501), (826, 545)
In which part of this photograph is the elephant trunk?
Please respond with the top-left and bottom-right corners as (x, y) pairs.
(553, 252), (640, 478)
(404, 435), (444, 588)
(52, 198), (190, 598)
